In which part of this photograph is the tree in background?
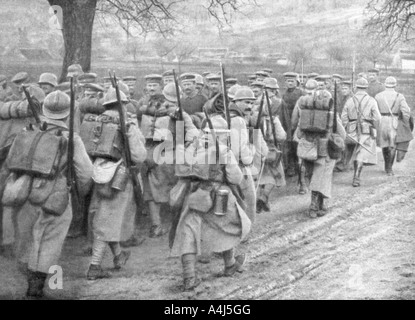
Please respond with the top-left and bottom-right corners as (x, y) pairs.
(365, 0), (415, 47)
(46, 0), (257, 82)
(288, 41), (314, 71)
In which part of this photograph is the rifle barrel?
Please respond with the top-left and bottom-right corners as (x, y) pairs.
(22, 86), (41, 124)
(172, 69), (183, 121)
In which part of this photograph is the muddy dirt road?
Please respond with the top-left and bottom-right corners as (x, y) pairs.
(1, 144), (415, 300)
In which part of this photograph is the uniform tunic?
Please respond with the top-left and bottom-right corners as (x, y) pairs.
(91, 110), (146, 242)
(180, 91), (207, 129)
(367, 81), (385, 98)
(171, 144), (251, 257)
(17, 120), (93, 273)
(375, 89), (411, 148)
(341, 92), (381, 165)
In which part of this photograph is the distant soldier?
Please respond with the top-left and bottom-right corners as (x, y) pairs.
(0, 75), (14, 102)
(179, 73), (208, 129)
(11, 72), (33, 99)
(281, 72), (304, 177)
(123, 76), (137, 99)
(170, 120), (250, 291)
(341, 78), (381, 187)
(247, 74), (256, 86)
(335, 80), (355, 172)
(138, 83), (198, 238)
(10, 91), (93, 297)
(367, 68), (385, 98)
(375, 76), (411, 176)
(205, 73), (222, 99)
(255, 70), (269, 83)
(102, 76), (112, 92)
(162, 70), (175, 86)
(78, 73), (98, 99)
(315, 75), (332, 91)
(194, 73), (207, 97)
(292, 80), (346, 217)
(38, 73), (58, 96)
(250, 81), (265, 109)
(86, 88), (146, 280)
(66, 64), (84, 99)
(263, 78), (284, 115)
(136, 74), (164, 125)
(358, 72), (368, 80)
(262, 68), (273, 76)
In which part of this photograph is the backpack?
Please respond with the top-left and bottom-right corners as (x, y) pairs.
(79, 113), (124, 161)
(299, 91), (333, 134)
(5, 124), (67, 179)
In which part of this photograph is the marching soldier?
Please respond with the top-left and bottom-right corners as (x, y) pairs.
(367, 68), (385, 98)
(138, 82), (198, 238)
(123, 76), (137, 99)
(335, 80), (355, 172)
(38, 73), (58, 96)
(87, 88), (146, 280)
(194, 74), (207, 98)
(281, 72), (304, 177)
(375, 77), (411, 176)
(205, 73), (222, 99)
(170, 119), (251, 291)
(292, 80), (346, 218)
(247, 74), (256, 86)
(255, 89), (287, 213)
(10, 90), (93, 297)
(341, 78), (381, 187)
(250, 81), (265, 109)
(179, 73), (208, 129)
(162, 70), (175, 86)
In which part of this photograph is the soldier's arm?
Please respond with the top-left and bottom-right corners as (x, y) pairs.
(291, 100), (300, 131)
(182, 111), (200, 143)
(231, 117), (255, 165)
(399, 95), (411, 121)
(370, 98), (381, 122)
(223, 146), (243, 185)
(72, 133), (94, 196)
(341, 99), (351, 128)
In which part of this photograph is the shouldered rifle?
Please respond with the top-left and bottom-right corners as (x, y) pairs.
(109, 72), (143, 212)
(256, 93), (265, 135)
(172, 69), (184, 121)
(22, 85), (41, 124)
(333, 81), (338, 133)
(220, 63), (231, 131)
(68, 77), (84, 233)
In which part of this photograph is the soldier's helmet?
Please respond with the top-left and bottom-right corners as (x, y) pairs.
(264, 78), (279, 90)
(385, 76), (397, 88)
(305, 79), (318, 93)
(234, 87), (256, 101)
(38, 73), (58, 87)
(103, 87), (128, 106)
(117, 80), (130, 96)
(43, 90), (70, 120)
(355, 78), (369, 89)
(163, 83), (182, 103)
(67, 64), (83, 78)
(228, 84), (241, 100)
(194, 74), (204, 86)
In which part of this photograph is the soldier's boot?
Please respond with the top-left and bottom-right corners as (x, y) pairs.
(388, 148), (396, 176)
(298, 164), (308, 195)
(308, 191), (320, 218)
(26, 270), (47, 299)
(352, 161), (362, 187)
(149, 202), (167, 238)
(317, 193), (329, 217)
(383, 148), (393, 175)
(87, 264), (112, 281)
(396, 150), (406, 163)
(256, 199), (264, 214)
(113, 251), (131, 270)
(223, 249), (246, 277)
(182, 253), (200, 291)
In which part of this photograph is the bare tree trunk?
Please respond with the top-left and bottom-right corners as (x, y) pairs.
(48, 0), (97, 82)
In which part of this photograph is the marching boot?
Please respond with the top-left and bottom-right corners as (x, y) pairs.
(382, 148), (390, 174)
(388, 148), (396, 176)
(352, 161), (360, 187)
(308, 191), (319, 218)
(223, 249), (246, 277)
(298, 163), (308, 195)
(182, 254), (200, 291)
(26, 270), (47, 299)
(317, 193), (329, 217)
(113, 250), (131, 270)
(87, 264), (112, 280)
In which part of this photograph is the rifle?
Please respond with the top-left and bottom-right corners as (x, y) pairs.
(109, 72), (143, 212)
(22, 85), (41, 124)
(347, 134), (375, 154)
(256, 93), (265, 136)
(203, 107), (219, 162)
(265, 90), (283, 167)
(333, 81), (338, 133)
(172, 69), (184, 121)
(220, 63), (231, 131)
(67, 77), (84, 235)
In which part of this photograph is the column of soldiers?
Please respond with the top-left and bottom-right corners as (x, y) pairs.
(0, 64), (412, 297)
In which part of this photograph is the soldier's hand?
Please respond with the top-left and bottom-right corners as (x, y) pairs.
(169, 108), (181, 120)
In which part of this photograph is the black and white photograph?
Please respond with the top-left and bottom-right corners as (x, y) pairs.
(0, 0), (414, 301)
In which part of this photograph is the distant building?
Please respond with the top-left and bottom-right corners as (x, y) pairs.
(393, 49), (415, 73)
